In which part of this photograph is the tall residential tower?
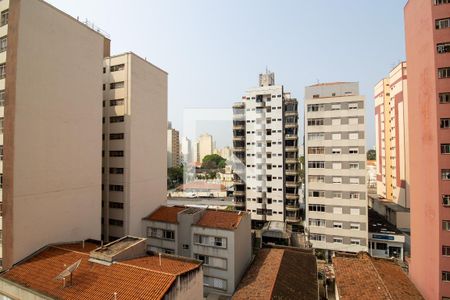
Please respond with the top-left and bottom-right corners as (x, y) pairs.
(304, 82), (368, 254)
(232, 72), (300, 227)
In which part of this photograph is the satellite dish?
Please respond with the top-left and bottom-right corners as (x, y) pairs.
(54, 259), (82, 286)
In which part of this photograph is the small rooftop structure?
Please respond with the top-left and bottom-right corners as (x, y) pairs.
(369, 209), (403, 235)
(0, 239), (202, 300)
(233, 246), (318, 299)
(89, 236), (146, 265)
(261, 221), (291, 246)
(333, 252), (423, 300)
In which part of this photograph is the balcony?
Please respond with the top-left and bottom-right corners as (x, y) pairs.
(285, 134), (298, 140)
(233, 191), (245, 197)
(233, 124), (245, 130)
(286, 215), (301, 223)
(286, 169), (297, 176)
(285, 123), (298, 129)
(233, 147), (245, 152)
(286, 157), (298, 164)
(286, 181), (299, 188)
(285, 146), (298, 152)
(233, 136), (245, 141)
(286, 194), (299, 200)
(286, 204), (300, 211)
(285, 111), (298, 117)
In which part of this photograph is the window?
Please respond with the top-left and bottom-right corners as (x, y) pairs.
(0, 10), (8, 27)
(195, 254), (227, 269)
(109, 219), (123, 226)
(110, 81), (125, 89)
(349, 177), (360, 184)
(308, 133), (325, 141)
(333, 192), (342, 198)
(350, 192), (360, 200)
(348, 103), (358, 110)
(332, 177), (342, 184)
(331, 104), (341, 110)
(442, 170), (450, 180)
(332, 162), (342, 169)
(444, 195), (450, 206)
(109, 202), (124, 209)
(440, 93), (450, 104)
(0, 36), (6, 53)
(308, 204), (325, 212)
(439, 67), (450, 79)
(110, 64), (125, 72)
(163, 230), (175, 240)
(0, 145), (3, 161)
(333, 237), (343, 243)
(332, 148), (342, 154)
(442, 144), (450, 154)
(308, 118), (324, 126)
(309, 219), (326, 227)
(0, 63), (5, 79)
(443, 246), (450, 256)
(110, 99), (124, 106)
(332, 133), (341, 140)
(438, 42), (450, 53)
(309, 191), (325, 198)
(204, 276), (227, 290)
(443, 220), (450, 231)
(310, 234), (325, 241)
(110, 116), (124, 123)
(0, 89), (4, 106)
(333, 222), (343, 229)
(332, 118), (341, 126)
(349, 118), (359, 125)
(350, 208), (360, 215)
(442, 118), (450, 128)
(350, 223), (360, 230)
(349, 148), (359, 154)
(109, 185), (123, 192)
(333, 207), (343, 214)
(443, 271), (450, 282)
(309, 175), (325, 183)
(109, 150), (124, 157)
(349, 162), (359, 169)
(435, 0), (450, 4)
(110, 133), (124, 140)
(308, 147), (325, 154)
(436, 18), (450, 30)
(308, 161), (324, 168)
(307, 104), (324, 112)
(349, 132), (359, 140)
(109, 168), (124, 174)
(376, 242), (387, 250)
(195, 234), (227, 248)
(351, 239), (361, 245)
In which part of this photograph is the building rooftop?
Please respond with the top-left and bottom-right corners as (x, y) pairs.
(233, 247), (318, 300)
(142, 206), (186, 224)
(369, 209), (403, 235)
(1, 242), (202, 300)
(308, 81), (353, 87)
(176, 181), (226, 192)
(195, 209), (244, 230)
(369, 194), (410, 212)
(333, 252), (423, 300)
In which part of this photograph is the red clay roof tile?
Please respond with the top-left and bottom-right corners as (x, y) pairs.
(142, 206), (186, 223)
(195, 210), (244, 230)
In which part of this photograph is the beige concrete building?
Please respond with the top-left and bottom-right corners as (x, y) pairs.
(167, 124), (181, 168)
(374, 62), (409, 207)
(102, 52), (167, 242)
(197, 133), (213, 163)
(1, 0), (109, 268)
(304, 82), (368, 254)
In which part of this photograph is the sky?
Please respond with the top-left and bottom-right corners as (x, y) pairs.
(48, 0), (408, 149)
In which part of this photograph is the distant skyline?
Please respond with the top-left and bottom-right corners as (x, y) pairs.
(47, 0), (407, 149)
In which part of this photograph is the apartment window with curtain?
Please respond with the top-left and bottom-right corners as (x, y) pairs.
(435, 0), (450, 4)
(442, 169), (450, 180)
(440, 93), (450, 103)
(438, 67), (450, 79)
(436, 18), (450, 30)
(0, 63), (5, 79)
(0, 10), (8, 27)
(110, 81), (125, 89)
(0, 36), (6, 53)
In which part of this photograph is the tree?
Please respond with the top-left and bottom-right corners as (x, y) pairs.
(298, 156), (305, 183)
(202, 154), (226, 169)
(367, 149), (376, 161)
(167, 165), (184, 189)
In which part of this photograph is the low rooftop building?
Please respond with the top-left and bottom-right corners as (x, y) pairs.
(0, 236), (203, 300)
(333, 252), (423, 300)
(233, 246), (318, 300)
(142, 206), (252, 298)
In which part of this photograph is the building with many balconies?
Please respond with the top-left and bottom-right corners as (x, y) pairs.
(232, 71), (300, 227)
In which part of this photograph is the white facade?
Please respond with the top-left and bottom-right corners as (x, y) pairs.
(197, 133), (213, 163)
(181, 136), (193, 164)
(102, 52), (167, 241)
(304, 82), (368, 253)
(233, 72), (300, 224)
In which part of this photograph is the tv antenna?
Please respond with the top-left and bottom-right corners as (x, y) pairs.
(54, 259), (82, 288)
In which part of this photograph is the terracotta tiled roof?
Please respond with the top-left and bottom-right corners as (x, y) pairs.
(195, 210), (244, 230)
(1, 243), (202, 300)
(124, 254), (200, 276)
(333, 252), (423, 300)
(142, 206), (186, 223)
(233, 248), (318, 300)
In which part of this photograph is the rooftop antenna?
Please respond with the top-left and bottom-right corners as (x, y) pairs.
(159, 253), (162, 267)
(113, 292), (117, 300)
(54, 259), (82, 288)
(82, 240), (85, 249)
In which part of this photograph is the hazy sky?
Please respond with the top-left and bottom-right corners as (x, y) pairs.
(47, 0), (407, 149)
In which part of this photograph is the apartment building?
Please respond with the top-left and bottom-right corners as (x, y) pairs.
(405, 1), (450, 299)
(167, 124), (181, 168)
(142, 206), (252, 297)
(232, 72), (300, 227)
(1, 0), (109, 268)
(197, 133), (213, 163)
(374, 62), (409, 207)
(181, 136), (193, 164)
(102, 52), (167, 242)
(304, 82), (368, 254)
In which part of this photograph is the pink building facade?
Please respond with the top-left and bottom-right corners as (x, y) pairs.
(405, 1), (450, 299)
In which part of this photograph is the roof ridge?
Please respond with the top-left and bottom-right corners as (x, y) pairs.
(51, 245), (91, 256)
(268, 249), (284, 299)
(365, 255), (393, 299)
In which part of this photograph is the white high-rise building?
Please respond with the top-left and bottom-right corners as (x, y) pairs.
(167, 125), (180, 168)
(304, 82), (368, 254)
(181, 136), (193, 164)
(232, 72), (300, 226)
(197, 133), (213, 163)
